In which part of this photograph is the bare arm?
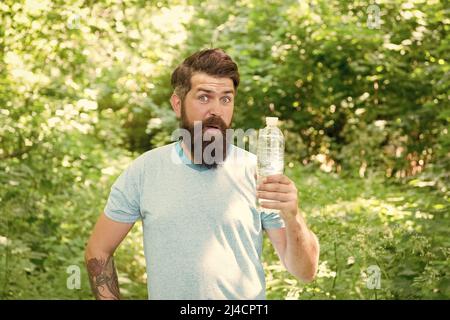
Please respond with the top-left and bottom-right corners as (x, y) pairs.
(257, 174), (319, 282)
(85, 212), (134, 300)
(266, 214), (320, 282)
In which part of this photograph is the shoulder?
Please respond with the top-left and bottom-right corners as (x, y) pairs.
(224, 144), (257, 185)
(123, 142), (176, 176)
(139, 142), (175, 162)
(224, 144), (259, 187)
(226, 144), (257, 166)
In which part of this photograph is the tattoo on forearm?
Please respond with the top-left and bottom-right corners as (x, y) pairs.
(86, 256), (120, 300)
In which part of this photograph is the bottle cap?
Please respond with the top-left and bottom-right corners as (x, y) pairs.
(266, 117), (278, 126)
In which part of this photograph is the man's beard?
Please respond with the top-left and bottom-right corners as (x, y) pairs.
(180, 103), (231, 169)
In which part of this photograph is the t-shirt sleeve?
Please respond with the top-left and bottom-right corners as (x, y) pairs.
(104, 158), (142, 223)
(261, 210), (286, 230)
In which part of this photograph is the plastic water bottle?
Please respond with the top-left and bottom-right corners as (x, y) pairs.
(256, 117), (284, 210)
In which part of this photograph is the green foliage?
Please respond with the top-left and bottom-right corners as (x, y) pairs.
(0, 0), (448, 300)
(264, 165), (449, 299)
(177, 0), (449, 181)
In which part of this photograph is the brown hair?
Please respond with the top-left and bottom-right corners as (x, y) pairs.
(170, 48), (240, 101)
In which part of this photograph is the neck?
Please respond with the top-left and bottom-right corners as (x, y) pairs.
(180, 140), (194, 162)
(179, 139), (230, 167)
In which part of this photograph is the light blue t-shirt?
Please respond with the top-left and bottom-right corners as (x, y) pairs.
(104, 141), (285, 299)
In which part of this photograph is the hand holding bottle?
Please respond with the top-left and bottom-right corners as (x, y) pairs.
(256, 174), (299, 221)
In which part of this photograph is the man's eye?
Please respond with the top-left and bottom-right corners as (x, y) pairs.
(221, 96), (232, 103)
(199, 95), (209, 103)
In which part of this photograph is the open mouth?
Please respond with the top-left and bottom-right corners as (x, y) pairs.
(204, 125), (222, 136)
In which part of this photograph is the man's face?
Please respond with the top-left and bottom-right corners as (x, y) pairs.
(179, 73), (235, 168)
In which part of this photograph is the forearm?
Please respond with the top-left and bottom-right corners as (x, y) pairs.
(85, 248), (121, 300)
(283, 212), (320, 282)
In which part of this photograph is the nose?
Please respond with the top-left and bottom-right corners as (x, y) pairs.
(208, 99), (223, 117)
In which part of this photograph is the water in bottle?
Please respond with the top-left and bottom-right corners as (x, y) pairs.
(256, 117), (284, 211)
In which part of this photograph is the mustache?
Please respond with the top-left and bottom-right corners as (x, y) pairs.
(198, 116), (228, 131)
(180, 115), (230, 169)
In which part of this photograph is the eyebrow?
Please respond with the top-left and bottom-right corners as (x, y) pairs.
(195, 87), (234, 95)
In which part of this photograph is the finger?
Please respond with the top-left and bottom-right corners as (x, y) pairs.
(257, 182), (294, 193)
(264, 174), (291, 185)
(259, 200), (288, 210)
(257, 191), (295, 202)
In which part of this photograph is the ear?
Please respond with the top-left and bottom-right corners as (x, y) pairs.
(170, 93), (182, 118)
